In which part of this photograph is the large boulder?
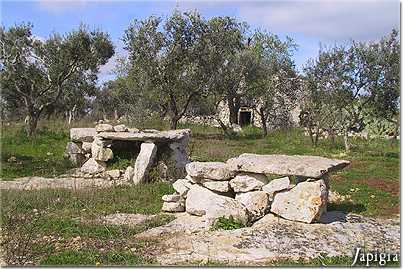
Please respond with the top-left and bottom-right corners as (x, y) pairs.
(172, 178), (193, 197)
(80, 158), (106, 174)
(262, 176), (290, 200)
(185, 184), (248, 225)
(270, 179), (328, 223)
(185, 162), (235, 181)
(70, 128), (96, 142)
(95, 123), (114, 132)
(227, 153), (350, 178)
(169, 138), (190, 169)
(229, 173), (268, 192)
(133, 142), (157, 185)
(235, 191), (269, 221)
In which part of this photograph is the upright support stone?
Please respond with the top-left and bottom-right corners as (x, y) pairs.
(133, 142), (157, 185)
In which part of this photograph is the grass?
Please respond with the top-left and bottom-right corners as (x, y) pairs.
(1, 182), (174, 266)
(0, 120), (400, 266)
(212, 216), (245, 230)
(40, 250), (146, 266)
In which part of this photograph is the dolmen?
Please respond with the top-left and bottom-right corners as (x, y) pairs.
(65, 124), (191, 184)
(162, 153), (350, 224)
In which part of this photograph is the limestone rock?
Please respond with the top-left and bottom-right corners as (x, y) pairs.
(262, 176), (290, 200)
(229, 173), (268, 192)
(95, 123), (114, 132)
(65, 142), (83, 155)
(201, 180), (230, 193)
(98, 129), (190, 143)
(185, 184), (248, 225)
(105, 169), (121, 179)
(157, 161), (168, 181)
(235, 191), (269, 221)
(81, 142), (92, 153)
(185, 162), (235, 181)
(68, 153), (87, 167)
(113, 124), (128, 132)
(80, 158), (106, 174)
(162, 194), (182, 202)
(169, 139), (190, 169)
(227, 153), (350, 178)
(172, 178), (193, 197)
(162, 201), (185, 212)
(70, 128), (96, 142)
(133, 142), (157, 185)
(94, 147), (114, 162)
(270, 179), (328, 223)
(123, 166), (134, 181)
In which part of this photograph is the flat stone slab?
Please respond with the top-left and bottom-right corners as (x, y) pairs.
(70, 128), (97, 142)
(97, 129), (191, 142)
(100, 213), (157, 227)
(144, 212), (399, 265)
(227, 154), (350, 178)
(0, 176), (130, 190)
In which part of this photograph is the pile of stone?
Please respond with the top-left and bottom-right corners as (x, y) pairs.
(162, 153), (350, 224)
(65, 124), (191, 184)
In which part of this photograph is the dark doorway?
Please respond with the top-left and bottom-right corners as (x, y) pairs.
(239, 111), (252, 127)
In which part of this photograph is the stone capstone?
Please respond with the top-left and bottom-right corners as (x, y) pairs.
(227, 153), (350, 178)
(185, 184), (248, 225)
(70, 128), (96, 142)
(262, 176), (290, 200)
(185, 162), (235, 181)
(98, 129), (190, 143)
(80, 158), (106, 174)
(229, 173), (268, 192)
(270, 179), (328, 223)
(95, 123), (114, 132)
(133, 142), (157, 185)
(235, 191), (269, 221)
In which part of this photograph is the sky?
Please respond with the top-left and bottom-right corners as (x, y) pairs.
(1, 0), (400, 84)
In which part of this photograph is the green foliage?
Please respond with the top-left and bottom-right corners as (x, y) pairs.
(0, 23), (114, 135)
(1, 124), (72, 179)
(301, 30), (400, 150)
(212, 216), (245, 230)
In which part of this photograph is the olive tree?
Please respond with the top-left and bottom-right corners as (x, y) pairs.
(0, 23), (114, 136)
(123, 11), (217, 129)
(246, 31), (300, 136)
(301, 30), (400, 150)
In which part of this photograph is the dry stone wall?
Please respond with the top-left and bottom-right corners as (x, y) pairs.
(162, 154), (350, 225)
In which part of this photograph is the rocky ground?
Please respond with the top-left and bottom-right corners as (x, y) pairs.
(134, 211), (400, 266)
